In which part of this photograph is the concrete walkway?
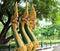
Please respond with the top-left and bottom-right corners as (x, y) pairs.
(37, 47), (53, 51)
(53, 45), (60, 51)
(37, 44), (60, 51)
(41, 48), (53, 51)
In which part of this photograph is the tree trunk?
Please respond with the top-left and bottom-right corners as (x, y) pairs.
(0, 20), (10, 44)
(0, 14), (12, 44)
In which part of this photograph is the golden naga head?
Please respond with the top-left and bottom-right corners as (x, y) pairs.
(28, 4), (36, 29)
(21, 2), (28, 23)
(11, 2), (18, 25)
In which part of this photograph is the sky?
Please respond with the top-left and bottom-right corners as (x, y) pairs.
(39, 19), (52, 27)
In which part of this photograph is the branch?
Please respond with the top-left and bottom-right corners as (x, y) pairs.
(0, 13), (3, 20)
(0, 18), (11, 39)
(3, 35), (14, 44)
(0, 9), (12, 39)
(3, 25), (12, 38)
(0, 20), (5, 25)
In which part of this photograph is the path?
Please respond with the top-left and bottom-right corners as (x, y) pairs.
(53, 45), (60, 51)
(37, 44), (60, 51)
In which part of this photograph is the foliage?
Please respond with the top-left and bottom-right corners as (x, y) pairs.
(33, 24), (60, 40)
(32, 28), (40, 36)
(0, 22), (4, 32)
(27, 0), (60, 23)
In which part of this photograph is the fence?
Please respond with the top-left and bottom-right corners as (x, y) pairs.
(39, 41), (60, 48)
(0, 41), (60, 51)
